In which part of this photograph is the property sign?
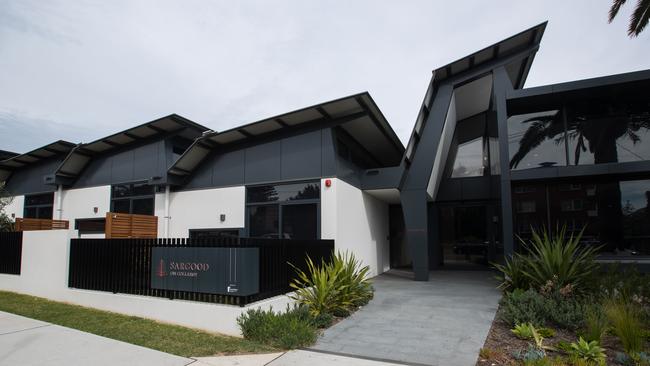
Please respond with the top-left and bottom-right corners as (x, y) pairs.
(151, 247), (259, 296)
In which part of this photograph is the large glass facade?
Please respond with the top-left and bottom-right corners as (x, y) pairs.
(565, 99), (650, 165)
(508, 110), (565, 170)
(512, 178), (650, 257)
(246, 181), (320, 240)
(508, 96), (650, 170)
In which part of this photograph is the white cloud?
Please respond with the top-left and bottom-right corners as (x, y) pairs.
(0, 0), (647, 153)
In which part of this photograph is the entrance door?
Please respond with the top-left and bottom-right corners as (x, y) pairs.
(439, 205), (495, 268)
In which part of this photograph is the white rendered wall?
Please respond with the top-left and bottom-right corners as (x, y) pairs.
(59, 186), (111, 222)
(3, 195), (24, 221)
(321, 178), (390, 277)
(167, 186), (245, 238)
(0, 230), (295, 337)
(154, 192), (166, 237)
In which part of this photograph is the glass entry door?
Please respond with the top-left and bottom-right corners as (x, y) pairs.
(439, 205), (494, 267)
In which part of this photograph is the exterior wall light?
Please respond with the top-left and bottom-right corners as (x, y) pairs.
(220, 214), (226, 222)
(93, 207), (99, 214)
(325, 179), (332, 187)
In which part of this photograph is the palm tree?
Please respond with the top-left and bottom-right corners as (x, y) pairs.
(609, 0), (650, 37)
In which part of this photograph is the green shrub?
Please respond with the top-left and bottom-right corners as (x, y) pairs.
(311, 312), (333, 329)
(493, 254), (531, 291)
(499, 289), (587, 330)
(567, 337), (606, 366)
(519, 226), (600, 294)
(331, 251), (373, 308)
(605, 301), (644, 355)
(500, 289), (548, 327)
(595, 264), (650, 303)
(512, 322), (555, 339)
(237, 306), (317, 349)
(581, 306), (608, 343)
(545, 293), (586, 330)
(289, 251), (372, 317)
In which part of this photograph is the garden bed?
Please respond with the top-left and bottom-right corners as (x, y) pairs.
(477, 309), (649, 366)
(479, 228), (650, 365)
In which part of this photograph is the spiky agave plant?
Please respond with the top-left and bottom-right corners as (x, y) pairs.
(289, 255), (350, 317)
(519, 226), (600, 294)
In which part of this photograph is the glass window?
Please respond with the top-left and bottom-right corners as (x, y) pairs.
(246, 181), (320, 240)
(132, 198), (154, 215)
(23, 193), (54, 219)
(516, 201), (536, 213)
(566, 98), (650, 165)
(282, 204), (318, 240)
(508, 110), (565, 170)
(112, 199), (131, 214)
(110, 183), (154, 215)
(451, 138), (485, 178)
(247, 182), (320, 203)
(249, 205), (280, 238)
(513, 178), (650, 257)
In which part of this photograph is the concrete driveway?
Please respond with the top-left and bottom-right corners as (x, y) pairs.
(0, 311), (192, 366)
(308, 270), (501, 366)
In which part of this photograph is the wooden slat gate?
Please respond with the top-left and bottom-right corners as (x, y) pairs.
(105, 212), (158, 238)
(15, 218), (69, 231)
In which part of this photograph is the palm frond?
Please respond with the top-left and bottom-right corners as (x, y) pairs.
(609, 0), (628, 22)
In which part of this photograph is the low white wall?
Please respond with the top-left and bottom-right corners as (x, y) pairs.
(321, 178), (390, 277)
(60, 185), (111, 222)
(167, 186), (245, 237)
(3, 195), (24, 221)
(0, 230), (295, 337)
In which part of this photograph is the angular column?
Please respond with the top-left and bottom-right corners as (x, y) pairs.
(400, 189), (430, 281)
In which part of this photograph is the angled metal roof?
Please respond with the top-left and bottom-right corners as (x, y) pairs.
(0, 150), (19, 161)
(0, 140), (76, 183)
(55, 114), (209, 179)
(402, 22), (547, 165)
(169, 92), (405, 177)
(432, 22), (547, 88)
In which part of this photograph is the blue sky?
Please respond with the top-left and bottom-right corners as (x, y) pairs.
(0, 0), (648, 153)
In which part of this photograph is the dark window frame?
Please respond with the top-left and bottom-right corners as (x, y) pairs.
(23, 192), (54, 219)
(110, 182), (155, 215)
(245, 180), (321, 240)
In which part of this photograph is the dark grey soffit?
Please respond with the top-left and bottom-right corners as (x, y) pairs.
(54, 114), (210, 179)
(0, 150), (19, 161)
(0, 140), (76, 183)
(168, 92), (405, 177)
(507, 68), (650, 112)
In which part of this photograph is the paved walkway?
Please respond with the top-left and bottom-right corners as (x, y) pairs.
(308, 270), (501, 366)
(0, 311), (192, 366)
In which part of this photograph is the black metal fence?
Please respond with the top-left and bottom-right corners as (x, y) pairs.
(68, 237), (333, 306)
(0, 231), (22, 275)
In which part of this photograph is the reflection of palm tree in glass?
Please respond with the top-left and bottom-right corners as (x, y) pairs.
(510, 106), (649, 169)
(509, 103), (650, 252)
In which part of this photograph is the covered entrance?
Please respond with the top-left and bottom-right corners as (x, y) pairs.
(438, 203), (501, 268)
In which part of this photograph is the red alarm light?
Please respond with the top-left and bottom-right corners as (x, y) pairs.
(325, 179), (332, 187)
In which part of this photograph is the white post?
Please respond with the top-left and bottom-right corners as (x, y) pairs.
(164, 185), (170, 238)
(56, 184), (63, 220)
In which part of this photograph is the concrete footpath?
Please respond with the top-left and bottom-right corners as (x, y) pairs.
(0, 310), (404, 366)
(0, 311), (192, 366)
(309, 271), (501, 366)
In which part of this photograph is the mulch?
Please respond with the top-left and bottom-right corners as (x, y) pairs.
(475, 306), (648, 366)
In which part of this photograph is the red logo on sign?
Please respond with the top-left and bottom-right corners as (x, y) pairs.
(156, 259), (167, 277)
